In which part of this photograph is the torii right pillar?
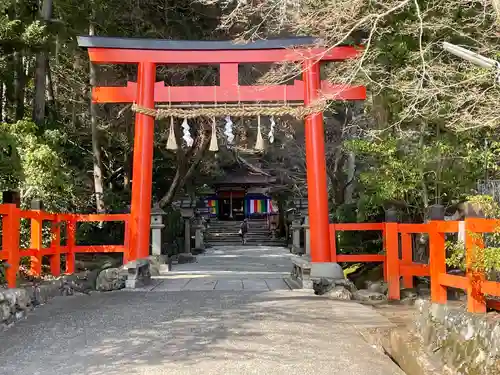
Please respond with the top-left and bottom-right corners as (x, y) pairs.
(303, 59), (344, 280)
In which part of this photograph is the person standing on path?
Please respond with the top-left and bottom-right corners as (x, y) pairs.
(239, 218), (249, 244)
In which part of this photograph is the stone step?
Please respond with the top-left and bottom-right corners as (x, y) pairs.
(207, 241), (285, 246)
(207, 230), (271, 235)
(206, 236), (274, 241)
(207, 232), (270, 236)
(208, 224), (269, 229)
(206, 232), (272, 236)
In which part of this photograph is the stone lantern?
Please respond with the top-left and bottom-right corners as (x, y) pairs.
(150, 204), (166, 256)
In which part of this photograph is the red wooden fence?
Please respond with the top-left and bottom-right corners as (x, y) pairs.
(330, 219), (500, 314)
(0, 204), (130, 288)
(1, 202), (499, 314)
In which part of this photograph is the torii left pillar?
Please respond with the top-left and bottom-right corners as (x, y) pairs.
(129, 62), (156, 260)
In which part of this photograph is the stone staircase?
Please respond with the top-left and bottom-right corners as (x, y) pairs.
(205, 219), (284, 247)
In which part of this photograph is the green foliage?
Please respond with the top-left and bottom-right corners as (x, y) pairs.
(0, 125), (22, 192)
(1, 120), (75, 211)
(346, 133), (496, 221)
(334, 203), (384, 256)
(446, 195), (500, 274)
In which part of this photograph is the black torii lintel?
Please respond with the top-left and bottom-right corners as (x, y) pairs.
(76, 36), (323, 51)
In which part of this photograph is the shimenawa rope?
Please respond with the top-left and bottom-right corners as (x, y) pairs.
(131, 102), (328, 119)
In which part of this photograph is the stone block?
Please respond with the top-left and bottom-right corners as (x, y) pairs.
(366, 280), (388, 295)
(291, 255), (313, 289)
(96, 268), (126, 291)
(353, 289), (388, 305)
(147, 255), (170, 276)
(310, 262), (344, 280)
(124, 259), (152, 289)
(326, 286), (353, 300)
(0, 288), (32, 329)
(414, 299), (500, 375)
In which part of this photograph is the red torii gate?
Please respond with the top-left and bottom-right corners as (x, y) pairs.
(78, 36), (366, 268)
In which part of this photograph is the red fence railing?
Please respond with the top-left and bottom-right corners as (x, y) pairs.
(0, 204), (130, 288)
(329, 219), (500, 314)
(2, 202), (499, 314)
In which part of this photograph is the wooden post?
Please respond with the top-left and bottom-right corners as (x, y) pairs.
(429, 204), (447, 305)
(401, 231), (413, 288)
(464, 202), (486, 313)
(4, 204), (20, 288)
(385, 208), (400, 300)
(123, 217), (131, 264)
(30, 199), (43, 277)
(66, 216), (77, 274)
(329, 224), (337, 262)
(382, 225), (388, 281)
(50, 214), (61, 276)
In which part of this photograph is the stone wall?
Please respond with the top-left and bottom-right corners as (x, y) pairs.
(415, 300), (500, 375)
(0, 288), (31, 330)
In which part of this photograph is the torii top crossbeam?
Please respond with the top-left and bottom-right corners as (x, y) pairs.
(77, 36), (366, 103)
(78, 35), (365, 275)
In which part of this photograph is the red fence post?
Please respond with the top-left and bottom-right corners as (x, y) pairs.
(385, 208), (400, 300)
(382, 226), (388, 281)
(329, 224), (337, 262)
(65, 216), (76, 274)
(50, 214), (61, 276)
(123, 217), (131, 264)
(465, 217), (486, 313)
(4, 204), (20, 288)
(428, 206), (447, 305)
(30, 200), (43, 277)
(30, 214), (43, 277)
(401, 232), (413, 288)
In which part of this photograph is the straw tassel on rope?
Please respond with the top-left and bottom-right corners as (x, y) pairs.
(209, 117), (219, 152)
(254, 115), (264, 151)
(166, 116), (178, 150)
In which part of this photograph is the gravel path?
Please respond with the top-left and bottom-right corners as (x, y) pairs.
(0, 245), (404, 375)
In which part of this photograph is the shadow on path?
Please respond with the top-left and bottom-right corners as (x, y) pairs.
(0, 245), (403, 375)
(0, 290), (401, 375)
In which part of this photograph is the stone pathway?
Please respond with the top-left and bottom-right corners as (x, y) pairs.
(0, 245), (405, 375)
(146, 245), (294, 292)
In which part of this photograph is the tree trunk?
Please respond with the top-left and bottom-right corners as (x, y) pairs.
(45, 57), (56, 121)
(160, 168), (183, 208)
(4, 58), (15, 122)
(159, 127), (210, 208)
(32, 0), (52, 125)
(0, 82), (3, 123)
(344, 151), (356, 204)
(89, 22), (105, 214)
(14, 51), (25, 121)
(178, 134), (210, 187)
(418, 121), (429, 210)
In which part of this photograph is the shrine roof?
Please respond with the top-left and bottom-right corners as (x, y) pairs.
(77, 36), (321, 51)
(213, 174), (276, 186)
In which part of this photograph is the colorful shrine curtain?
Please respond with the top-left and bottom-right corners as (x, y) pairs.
(246, 199), (272, 214)
(207, 199), (218, 215)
